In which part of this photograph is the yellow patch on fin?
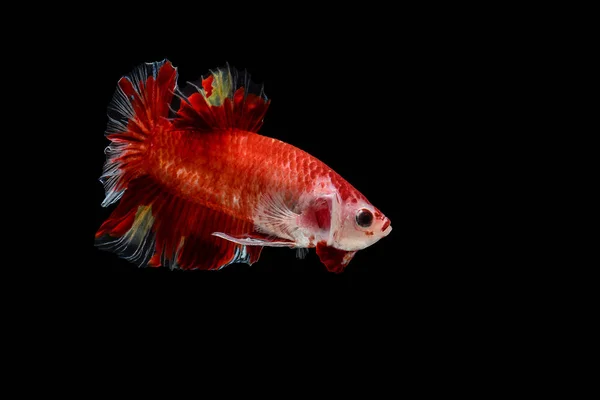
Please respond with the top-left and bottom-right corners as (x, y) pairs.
(127, 205), (154, 247)
(96, 205), (156, 266)
(206, 68), (233, 107)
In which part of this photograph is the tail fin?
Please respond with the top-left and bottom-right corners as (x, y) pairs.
(100, 60), (177, 207)
(96, 60), (265, 270)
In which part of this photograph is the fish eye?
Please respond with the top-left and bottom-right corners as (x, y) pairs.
(355, 209), (373, 228)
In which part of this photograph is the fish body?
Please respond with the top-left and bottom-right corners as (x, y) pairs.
(96, 60), (391, 272)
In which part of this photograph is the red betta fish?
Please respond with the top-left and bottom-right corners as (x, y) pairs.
(96, 60), (392, 273)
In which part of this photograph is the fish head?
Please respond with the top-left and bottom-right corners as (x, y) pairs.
(314, 195), (392, 273)
(332, 198), (392, 252)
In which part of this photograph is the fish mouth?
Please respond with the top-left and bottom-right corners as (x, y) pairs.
(381, 218), (392, 237)
(381, 219), (391, 232)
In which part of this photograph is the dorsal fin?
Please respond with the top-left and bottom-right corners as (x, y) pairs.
(173, 64), (271, 132)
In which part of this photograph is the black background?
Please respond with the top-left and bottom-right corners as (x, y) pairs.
(5, 5), (557, 390)
(10, 7), (545, 388)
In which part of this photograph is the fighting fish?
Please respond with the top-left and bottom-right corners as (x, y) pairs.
(95, 60), (392, 273)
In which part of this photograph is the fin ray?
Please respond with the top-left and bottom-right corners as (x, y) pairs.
(100, 60), (178, 207)
(212, 232), (295, 247)
(254, 192), (302, 241)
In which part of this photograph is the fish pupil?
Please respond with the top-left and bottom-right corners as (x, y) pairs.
(356, 209), (373, 228)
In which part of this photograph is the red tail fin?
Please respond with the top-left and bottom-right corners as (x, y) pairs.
(100, 60), (177, 207)
(96, 60), (265, 270)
